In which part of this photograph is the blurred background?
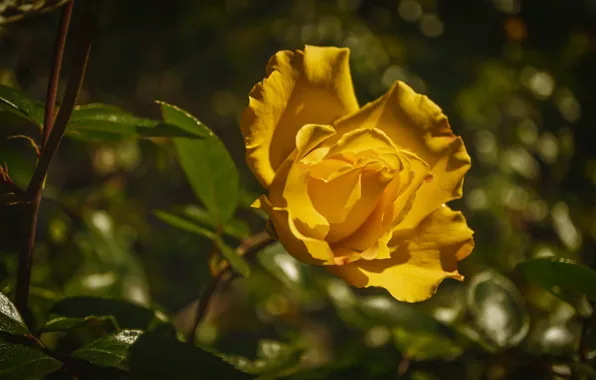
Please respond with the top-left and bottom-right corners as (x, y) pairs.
(1, 0), (596, 379)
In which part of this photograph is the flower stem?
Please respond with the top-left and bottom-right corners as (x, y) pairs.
(188, 231), (275, 343)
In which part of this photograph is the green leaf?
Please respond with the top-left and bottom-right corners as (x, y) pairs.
(517, 258), (596, 302)
(0, 342), (62, 378)
(63, 211), (151, 304)
(0, 85), (43, 127)
(154, 209), (250, 277)
(40, 315), (118, 333)
(71, 329), (143, 370)
(159, 101), (239, 225)
(66, 103), (205, 141)
(215, 239), (251, 278)
(154, 210), (218, 240)
(0, 0), (72, 25)
(223, 340), (303, 377)
(257, 242), (311, 290)
(0, 291), (28, 335)
(156, 101), (212, 138)
(49, 296), (156, 330)
(467, 271), (530, 349)
(179, 205), (250, 239)
(129, 331), (251, 380)
(392, 326), (463, 361)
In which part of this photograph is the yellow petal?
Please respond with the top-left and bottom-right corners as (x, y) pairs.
(268, 124), (336, 240)
(252, 195), (334, 265)
(333, 81), (471, 230)
(241, 46), (359, 188)
(335, 150), (430, 254)
(310, 166), (394, 243)
(328, 205), (474, 302)
(326, 128), (399, 159)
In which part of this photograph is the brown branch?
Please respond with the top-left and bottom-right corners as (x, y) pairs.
(25, 2), (94, 198)
(15, 0), (95, 314)
(42, 1), (74, 146)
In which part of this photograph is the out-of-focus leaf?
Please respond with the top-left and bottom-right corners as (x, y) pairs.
(257, 243), (308, 289)
(154, 210), (218, 240)
(160, 101), (239, 225)
(0, 0), (72, 25)
(71, 329), (143, 370)
(392, 326), (463, 361)
(223, 340), (303, 377)
(128, 331), (251, 380)
(179, 205), (250, 239)
(65, 211), (150, 305)
(49, 296), (156, 330)
(0, 342), (62, 378)
(66, 103), (204, 141)
(568, 362), (596, 379)
(0, 85), (43, 127)
(40, 315), (118, 333)
(517, 258), (596, 302)
(0, 291), (28, 335)
(467, 271), (530, 349)
(215, 239), (251, 278)
(355, 294), (464, 359)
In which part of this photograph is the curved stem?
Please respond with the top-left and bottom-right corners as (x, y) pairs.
(187, 231), (276, 343)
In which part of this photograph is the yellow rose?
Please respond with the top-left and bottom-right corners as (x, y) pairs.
(241, 45), (474, 302)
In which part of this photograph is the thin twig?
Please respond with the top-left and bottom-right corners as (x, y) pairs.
(25, 2), (94, 199)
(15, 0), (95, 314)
(187, 231), (275, 343)
(42, 1), (74, 147)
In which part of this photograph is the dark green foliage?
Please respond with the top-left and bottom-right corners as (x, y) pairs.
(0, 291), (28, 335)
(0, 341), (62, 379)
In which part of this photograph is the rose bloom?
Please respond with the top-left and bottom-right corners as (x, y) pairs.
(241, 46), (473, 302)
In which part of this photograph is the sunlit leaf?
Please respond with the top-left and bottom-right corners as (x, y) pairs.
(129, 331), (251, 379)
(467, 271), (530, 349)
(40, 315), (118, 333)
(66, 103), (204, 141)
(0, 85), (43, 127)
(517, 258), (596, 302)
(71, 329), (143, 370)
(215, 239), (250, 278)
(0, 291), (28, 335)
(257, 242), (312, 291)
(0, 342), (62, 378)
(156, 101), (212, 138)
(178, 205), (250, 239)
(160, 101), (239, 225)
(49, 296), (156, 330)
(154, 210), (218, 240)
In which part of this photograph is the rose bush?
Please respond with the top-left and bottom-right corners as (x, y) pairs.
(241, 45), (474, 302)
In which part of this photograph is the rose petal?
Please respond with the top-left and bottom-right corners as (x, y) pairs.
(328, 205), (474, 302)
(336, 150), (430, 254)
(268, 124), (336, 239)
(241, 46), (359, 188)
(312, 167), (394, 243)
(333, 81), (471, 231)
